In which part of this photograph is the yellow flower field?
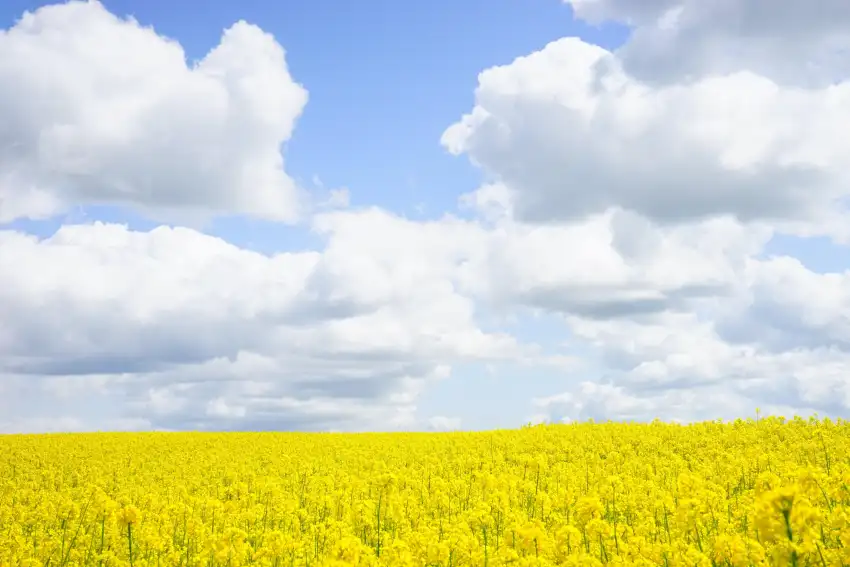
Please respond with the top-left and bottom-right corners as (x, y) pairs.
(1, 417), (849, 567)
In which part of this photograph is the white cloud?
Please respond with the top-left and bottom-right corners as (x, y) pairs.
(442, 37), (850, 231)
(441, 1), (850, 425)
(533, 380), (828, 425)
(531, 272), (850, 423)
(565, 0), (850, 86)
(716, 256), (850, 353)
(0, 1), (307, 223)
(8, 203), (845, 431)
(0, 214), (536, 432)
(456, 209), (769, 322)
(5, 205), (848, 431)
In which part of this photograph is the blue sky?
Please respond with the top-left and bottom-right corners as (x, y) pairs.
(2, 0), (832, 264)
(2, 0), (629, 251)
(0, 0), (628, 431)
(1, 0), (849, 433)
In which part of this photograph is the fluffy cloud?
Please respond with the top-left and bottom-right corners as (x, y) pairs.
(442, 37), (850, 230)
(566, 0), (850, 86)
(0, 1), (307, 223)
(525, 247), (850, 423)
(0, 203), (775, 432)
(443, 0), (850, 424)
(0, 214), (532, 432)
(534, 310), (850, 424)
(4, 202), (848, 431)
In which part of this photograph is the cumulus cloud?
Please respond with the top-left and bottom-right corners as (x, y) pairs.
(715, 257), (850, 353)
(443, 0), (850, 425)
(524, 257), (850, 424)
(0, 213), (535, 433)
(4, 205), (847, 431)
(566, 0), (850, 86)
(442, 37), (850, 229)
(461, 210), (769, 320)
(0, 1), (307, 223)
(0, 202), (777, 431)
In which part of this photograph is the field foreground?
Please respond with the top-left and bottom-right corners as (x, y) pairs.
(1, 418), (849, 567)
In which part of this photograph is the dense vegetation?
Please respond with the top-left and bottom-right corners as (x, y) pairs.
(2, 418), (848, 566)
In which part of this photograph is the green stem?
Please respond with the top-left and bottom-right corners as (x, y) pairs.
(128, 524), (135, 567)
(782, 509), (798, 567)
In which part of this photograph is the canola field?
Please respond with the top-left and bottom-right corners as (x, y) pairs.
(1, 418), (850, 567)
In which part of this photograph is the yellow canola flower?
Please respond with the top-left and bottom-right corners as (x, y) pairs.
(116, 504), (140, 528)
(0, 416), (848, 566)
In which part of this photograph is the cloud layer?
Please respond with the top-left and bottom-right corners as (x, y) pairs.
(0, 214), (522, 432)
(2, 0), (849, 432)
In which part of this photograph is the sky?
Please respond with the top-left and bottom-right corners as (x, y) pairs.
(1, 0), (849, 433)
